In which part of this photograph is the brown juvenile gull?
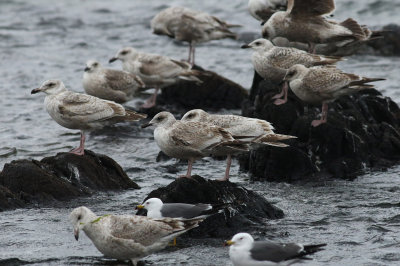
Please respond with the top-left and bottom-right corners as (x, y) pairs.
(224, 232), (326, 266)
(70, 206), (204, 266)
(241, 38), (343, 104)
(83, 60), (145, 104)
(283, 64), (385, 127)
(141, 111), (249, 180)
(262, 0), (375, 53)
(31, 80), (146, 155)
(248, 0), (287, 23)
(109, 47), (202, 108)
(151, 6), (239, 65)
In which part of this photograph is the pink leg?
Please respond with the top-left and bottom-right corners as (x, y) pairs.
(273, 82), (288, 105)
(311, 102), (329, 127)
(218, 154), (232, 181)
(70, 131), (85, 155)
(141, 88), (160, 108)
(191, 45), (195, 66)
(179, 159), (193, 178)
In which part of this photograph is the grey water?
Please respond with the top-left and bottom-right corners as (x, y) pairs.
(0, 0), (399, 265)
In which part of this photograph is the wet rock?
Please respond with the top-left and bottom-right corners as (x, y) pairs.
(0, 185), (25, 211)
(240, 72), (400, 181)
(0, 150), (139, 210)
(359, 24), (400, 56)
(139, 175), (284, 238)
(140, 65), (248, 117)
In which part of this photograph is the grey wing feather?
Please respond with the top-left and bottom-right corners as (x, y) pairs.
(105, 70), (144, 91)
(250, 241), (303, 262)
(161, 203), (212, 219)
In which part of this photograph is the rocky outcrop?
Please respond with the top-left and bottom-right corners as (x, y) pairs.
(240, 72), (400, 181)
(140, 66), (248, 117)
(138, 175), (284, 238)
(0, 150), (139, 211)
(360, 24), (400, 56)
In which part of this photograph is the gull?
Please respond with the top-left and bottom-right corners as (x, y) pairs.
(141, 111), (249, 180)
(109, 47), (202, 108)
(248, 0), (287, 23)
(70, 206), (204, 266)
(224, 233), (326, 266)
(241, 38), (343, 104)
(151, 6), (239, 65)
(31, 80), (146, 155)
(82, 60), (145, 104)
(283, 64), (385, 127)
(262, 0), (375, 53)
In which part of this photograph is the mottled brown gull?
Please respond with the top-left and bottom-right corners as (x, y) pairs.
(283, 65), (385, 127)
(262, 0), (376, 53)
(70, 206), (203, 266)
(31, 80), (146, 155)
(142, 111), (249, 180)
(248, 0), (287, 23)
(241, 38), (343, 104)
(224, 233), (326, 266)
(109, 47), (202, 108)
(83, 60), (145, 104)
(151, 6), (238, 65)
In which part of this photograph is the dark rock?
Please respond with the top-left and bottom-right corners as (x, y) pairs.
(140, 65), (248, 117)
(359, 24), (400, 56)
(0, 150), (139, 211)
(0, 185), (25, 211)
(240, 72), (400, 181)
(140, 175), (284, 238)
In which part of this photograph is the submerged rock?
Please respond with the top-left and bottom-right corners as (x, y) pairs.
(240, 72), (400, 181)
(360, 24), (400, 56)
(139, 175), (284, 238)
(0, 150), (139, 211)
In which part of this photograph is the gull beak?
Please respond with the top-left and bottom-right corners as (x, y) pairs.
(135, 205), (144, 210)
(240, 44), (251, 49)
(74, 226), (80, 241)
(31, 88), (41, 94)
(84, 67), (90, 72)
(141, 122), (152, 129)
(224, 240), (235, 246)
(109, 57), (117, 63)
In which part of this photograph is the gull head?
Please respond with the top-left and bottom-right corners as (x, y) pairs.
(69, 206), (96, 241)
(241, 38), (274, 51)
(181, 109), (209, 122)
(141, 111), (176, 128)
(109, 47), (138, 63)
(224, 232), (254, 249)
(31, 79), (66, 95)
(261, 11), (285, 40)
(284, 64), (309, 82)
(136, 198), (163, 212)
(84, 60), (102, 73)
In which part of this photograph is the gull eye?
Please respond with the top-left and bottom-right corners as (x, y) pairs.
(157, 116), (163, 121)
(77, 215), (81, 220)
(48, 82), (55, 87)
(120, 51), (128, 55)
(188, 113), (194, 118)
(93, 62), (98, 67)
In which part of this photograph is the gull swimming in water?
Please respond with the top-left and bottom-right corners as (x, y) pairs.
(248, 0), (287, 23)
(241, 38), (343, 104)
(31, 79), (146, 155)
(283, 64), (385, 127)
(83, 60), (145, 104)
(151, 6), (239, 65)
(224, 232), (326, 266)
(262, 0), (376, 53)
(142, 111), (249, 180)
(109, 47), (202, 108)
(70, 206), (204, 266)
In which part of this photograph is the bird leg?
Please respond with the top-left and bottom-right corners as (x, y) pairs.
(191, 44), (196, 66)
(141, 88), (160, 109)
(188, 43), (192, 64)
(218, 154), (232, 181)
(308, 42), (316, 54)
(311, 102), (329, 127)
(70, 131), (85, 156)
(179, 159), (193, 178)
(273, 82), (288, 105)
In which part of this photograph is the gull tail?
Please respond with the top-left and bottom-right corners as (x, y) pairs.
(313, 55), (345, 66)
(302, 243), (327, 255)
(340, 18), (365, 40)
(124, 109), (147, 121)
(179, 70), (204, 84)
(254, 133), (297, 147)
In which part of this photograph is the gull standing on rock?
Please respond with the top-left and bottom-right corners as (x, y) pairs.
(283, 64), (385, 127)
(248, 0), (287, 23)
(109, 47), (202, 108)
(142, 111), (249, 180)
(83, 60), (145, 104)
(31, 80), (146, 155)
(262, 0), (376, 53)
(241, 38), (343, 104)
(70, 206), (204, 266)
(224, 233), (326, 266)
(151, 6), (239, 65)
